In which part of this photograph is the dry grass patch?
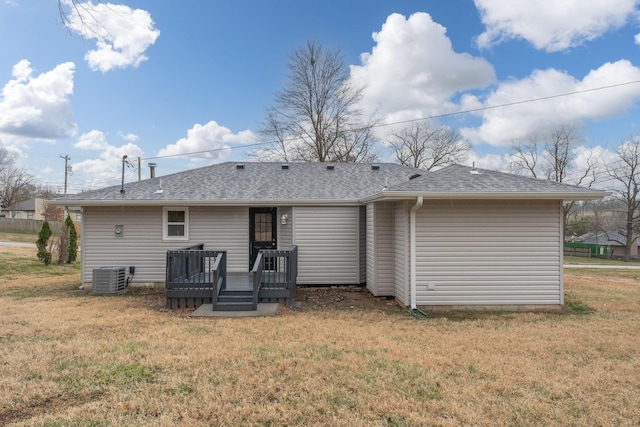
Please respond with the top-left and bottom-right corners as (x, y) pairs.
(0, 232), (38, 244)
(1, 247), (639, 426)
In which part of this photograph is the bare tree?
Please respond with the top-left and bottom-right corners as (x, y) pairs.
(508, 134), (540, 178)
(252, 41), (378, 163)
(606, 137), (640, 261)
(58, 0), (95, 30)
(507, 125), (600, 234)
(543, 125), (577, 182)
(0, 148), (34, 209)
(387, 123), (469, 170)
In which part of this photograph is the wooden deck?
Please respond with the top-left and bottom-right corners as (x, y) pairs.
(226, 272), (253, 291)
(224, 272), (292, 291)
(165, 245), (298, 310)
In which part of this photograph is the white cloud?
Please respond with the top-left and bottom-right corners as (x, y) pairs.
(0, 60), (77, 140)
(117, 131), (139, 142)
(64, 1), (160, 72)
(349, 12), (495, 123)
(157, 121), (256, 163)
(74, 129), (109, 150)
(474, 0), (637, 52)
(466, 151), (508, 171)
(72, 142), (144, 189)
(462, 60), (640, 147)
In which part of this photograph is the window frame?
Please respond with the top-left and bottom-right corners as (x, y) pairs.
(163, 207), (189, 241)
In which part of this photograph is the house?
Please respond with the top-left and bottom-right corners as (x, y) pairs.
(53, 162), (606, 310)
(3, 198), (46, 220)
(577, 230), (639, 259)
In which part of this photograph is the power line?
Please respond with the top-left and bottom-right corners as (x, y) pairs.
(139, 79), (640, 162)
(142, 141), (268, 161)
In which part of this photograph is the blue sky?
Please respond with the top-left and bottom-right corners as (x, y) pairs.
(1, 0), (640, 193)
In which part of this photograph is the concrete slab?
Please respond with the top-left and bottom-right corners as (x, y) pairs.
(190, 303), (279, 318)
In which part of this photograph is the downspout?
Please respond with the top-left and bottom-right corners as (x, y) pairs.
(79, 206), (86, 289)
(410, 196), (427, 318)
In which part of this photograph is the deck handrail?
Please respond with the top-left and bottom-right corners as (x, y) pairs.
(250, 251), (263, 310)
(256, 245), (298, 305)
(288, 245), (298, 302)
(211, 251), (227, 311)
(176, 243), (205, 251)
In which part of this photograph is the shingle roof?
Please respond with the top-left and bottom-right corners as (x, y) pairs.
(6, 198), (36, 211)
(578, 230), (637, 247)
(54, 162), (607, 206)
(382, 164), (607, 200)
(57, 162), (423, 205)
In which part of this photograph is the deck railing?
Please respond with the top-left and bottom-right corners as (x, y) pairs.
(210, 251), (228, 311)
(166, 244), (298, 309)
(165, 244), (226, 308)
(254, 245), (298, 305)
(251, 252), (263, 310)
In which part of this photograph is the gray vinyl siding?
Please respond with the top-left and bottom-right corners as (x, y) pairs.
(394, 201), (409, 304)
(190, 206), (248, 272)
(366, 202), (394, 296)
(293, 206), (360, 285)
(366, 204), (375, 293)
(414, 200), (562, 306)
(359, 206), (366, 283)
(83, 206), (248, 285)
(278, 206), (293, 249)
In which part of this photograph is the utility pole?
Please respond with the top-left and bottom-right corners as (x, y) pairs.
(60, 154), (70, 220)
(138, 157), (141, 181)
(60, 155), (70, 195)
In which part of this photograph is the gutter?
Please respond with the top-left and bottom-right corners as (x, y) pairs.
(409, 196), (427, 318)
(361, 190), (610, 204)
(48, 198), (363, 208)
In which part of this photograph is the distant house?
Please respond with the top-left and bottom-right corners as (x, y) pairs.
(53, 162), (606, 310)
(578, 230), (639, 260)
(3, 198), (46, 220)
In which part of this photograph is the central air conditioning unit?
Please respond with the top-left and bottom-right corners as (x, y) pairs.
(92, 266), (126, 294)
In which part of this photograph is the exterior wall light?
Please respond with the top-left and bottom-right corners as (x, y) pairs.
(281, 213), (288, 225)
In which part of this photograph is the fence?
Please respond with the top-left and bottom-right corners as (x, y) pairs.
(564, 242), (608, 258)
(564, 246), (591, 258)
(0, 218), (63, 234)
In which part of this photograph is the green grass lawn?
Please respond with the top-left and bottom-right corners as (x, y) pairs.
(564, 255), (640, 266)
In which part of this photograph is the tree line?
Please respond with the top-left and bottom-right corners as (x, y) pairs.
(1, 148), (63, 220)
(5, 28), (640, 260)
(251, 41), (640, 261)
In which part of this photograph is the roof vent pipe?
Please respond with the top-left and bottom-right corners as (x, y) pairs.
(148, 162), (157, 179)
(120, 155), (128, 194)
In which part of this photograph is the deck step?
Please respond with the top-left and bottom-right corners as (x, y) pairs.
(217, 295), (253, 303)
(214, 301), (256, 311)
(215, 289), (255, 311)
(219, 290), (253, 297)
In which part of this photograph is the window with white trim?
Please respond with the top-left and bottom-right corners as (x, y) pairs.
(163, 207), (189, 240)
